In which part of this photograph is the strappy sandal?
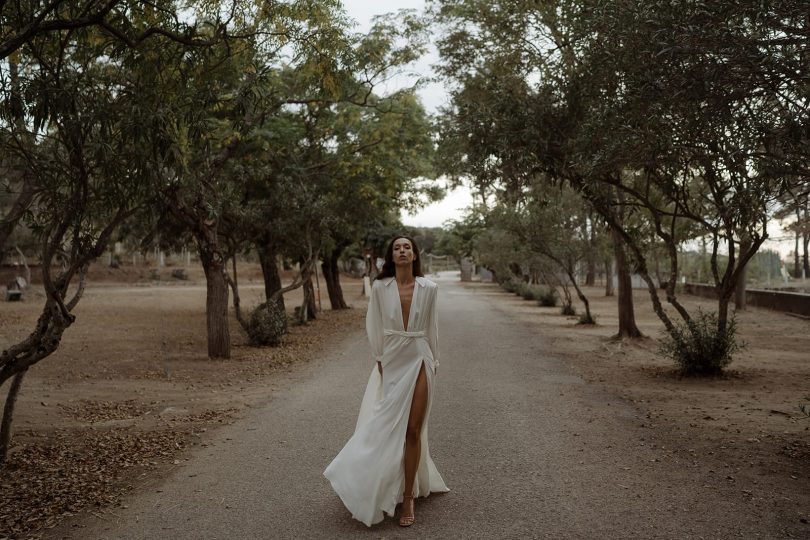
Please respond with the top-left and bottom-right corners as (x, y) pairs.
(399, 494), (415, 527)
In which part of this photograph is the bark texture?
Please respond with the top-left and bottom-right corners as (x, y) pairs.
(0, 370), (27, 465)
(302, 276), (318, 321)
(258, 240), (286, 314)
(734, 239), (751, 310)
(322, 248), (348, 310)
(200, 245), (230, 359)
(612, 229), (642, 338)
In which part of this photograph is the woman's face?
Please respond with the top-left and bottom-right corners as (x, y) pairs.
(392, 238), (416, 267)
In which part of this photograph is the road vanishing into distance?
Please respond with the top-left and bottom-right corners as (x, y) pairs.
(63, 275), (787, 539)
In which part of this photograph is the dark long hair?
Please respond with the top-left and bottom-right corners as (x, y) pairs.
(377, 235), (424, 278)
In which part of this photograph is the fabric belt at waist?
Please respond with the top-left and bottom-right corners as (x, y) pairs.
(384, 329), (426, 339)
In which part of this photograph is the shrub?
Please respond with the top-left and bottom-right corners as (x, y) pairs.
(247, 301), (288, 346)
(561, 303), (576, 316)
(659, 310), (742, 375)
(577, 312), (596, 325)
(502, 279), (521, 293)
(520, 285), (537, 300)
(515, 281), (529, 297)
(536, 287), (558, 307)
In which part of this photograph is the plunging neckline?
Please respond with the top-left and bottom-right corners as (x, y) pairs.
(394, 278), (418, 332)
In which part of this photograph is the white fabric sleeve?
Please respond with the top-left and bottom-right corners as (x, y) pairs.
(427, 286), (440, 367)
(366, 281), (384, 363)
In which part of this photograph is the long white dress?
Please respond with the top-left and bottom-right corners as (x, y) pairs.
(323, 275), (450, 526)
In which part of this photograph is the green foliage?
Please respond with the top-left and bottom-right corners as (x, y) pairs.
(660, 311), (742, 375)
(536, 287), (558, 307)
(501, 279), (519, 293)
(520, 285), (540, 300)
(515, 281), (530, 297)
(439, 208), (488, 261)
(433, 0), (807, 344)
(247, 302), (288, 346)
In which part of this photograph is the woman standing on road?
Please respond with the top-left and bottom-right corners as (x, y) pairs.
(324, 235), (449, 527)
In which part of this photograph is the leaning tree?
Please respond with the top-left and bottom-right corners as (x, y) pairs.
(0, 22), (165, 462)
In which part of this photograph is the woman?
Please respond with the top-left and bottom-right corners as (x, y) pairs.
(324, 235), (449, 527)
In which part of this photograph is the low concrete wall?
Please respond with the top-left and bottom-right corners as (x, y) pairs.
(683, 283), (810, 318)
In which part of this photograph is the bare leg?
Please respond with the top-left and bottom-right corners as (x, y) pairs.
(401, 362), (428, 523)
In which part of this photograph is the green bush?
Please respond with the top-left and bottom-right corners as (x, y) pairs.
(247, 301), (288, 346)
(515, 281), (529, 297)
(501, 279), (519, 293)
(577, 312), (596, 325)
(659, 310), (741, 375)
(536, 287), (558, 307)
(561, 303), (576, 316)
(521, 285), (537, 300)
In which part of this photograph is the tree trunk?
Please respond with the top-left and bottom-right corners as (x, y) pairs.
(322, 248), (348, 310)
(298, 254), (318, 323)
(258, 240), (286, 313)
(734, 238), (751, 310)
(613, 229), (642, 338)
(585, 225), (596, 286)
(584, 216), (596, 286)
(794, 233), (801, 278)
(604, 257), (614, 296)
(654, 256), (663, 289)
(794, 207), (801, 278)
(585, 259), (595, 286)
(199, 246), (230, 359)
(734, 264), (747, 309)
(303, 275), (318, 320)
(718, 294), (731, 338)
(559, 280), (572, 309)
(565, 267), (593, 323)
(225, 256), (249, 333)
(0, 369), (26, 465)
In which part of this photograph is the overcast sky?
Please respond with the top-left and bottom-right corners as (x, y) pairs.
(341, 0), (473, 229)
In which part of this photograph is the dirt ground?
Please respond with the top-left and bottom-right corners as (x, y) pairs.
(463, 281), (810, 532)
(0, 262), (368, 538)
(3, 264), (809, 537)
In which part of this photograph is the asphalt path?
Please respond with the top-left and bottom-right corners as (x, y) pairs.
(63, 275), (784, 539)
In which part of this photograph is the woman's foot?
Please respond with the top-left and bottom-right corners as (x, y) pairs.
(399, 495), (415, 527)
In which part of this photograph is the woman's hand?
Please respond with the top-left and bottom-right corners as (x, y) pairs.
(377, 361), (382, 376)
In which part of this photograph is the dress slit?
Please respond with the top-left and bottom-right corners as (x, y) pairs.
(399, 358), (432, 498)
(403, 360), (429, 446)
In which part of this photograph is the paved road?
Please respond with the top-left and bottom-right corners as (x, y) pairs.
(63, 277), (783, 539)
